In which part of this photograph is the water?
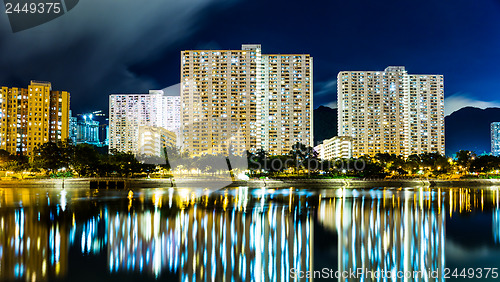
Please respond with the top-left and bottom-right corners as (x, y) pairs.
(0, 186), (499, 281)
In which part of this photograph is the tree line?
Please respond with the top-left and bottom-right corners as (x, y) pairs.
(0, 140), (498, 179)
(0, 142), (153, 178)
(246, 146), (500, 179)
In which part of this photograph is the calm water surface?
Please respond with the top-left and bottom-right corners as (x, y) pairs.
(0, 186), (499, 281)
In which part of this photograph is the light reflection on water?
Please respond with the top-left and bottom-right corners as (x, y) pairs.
(0, 186), (499, 281)
(320, 188), (445, 281)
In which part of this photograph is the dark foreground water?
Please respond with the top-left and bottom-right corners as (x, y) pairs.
(0, 186), (499, 281)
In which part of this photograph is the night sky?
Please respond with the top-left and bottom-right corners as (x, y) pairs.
(0, 0), (499, 115)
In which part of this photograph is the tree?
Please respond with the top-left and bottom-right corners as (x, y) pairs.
(403, 154), (421, 174)
(107, 150), (143, 177)
(288, 142), (318, 173)
(0, 149), (11, 170)
(470, 155), (500, 173)
(353, 156), (386, 178)
(455, 150), (476, 173)
(373, 153), (406, 174)
(71, 144), (100, 177)
(247, 149), (268, 173)
(6, 154), (30, 178)
(33, 141), (73, 175)
(162, 146), (182, 171)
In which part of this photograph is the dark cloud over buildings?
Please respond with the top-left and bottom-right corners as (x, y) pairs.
(1, 0), (499, 115)
(0, 0), (239, 113)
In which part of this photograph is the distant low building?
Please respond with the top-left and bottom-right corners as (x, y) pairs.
(69, 111), (108, 147)
(69, 113), (77, 144)
(314, 144), (324, 159)
(137, 126), (176, 157)
(76, 114), (99, 145)
(99, 123), (109, 147)
(316, 136), (352, 160)
(491, 122), (500, 156)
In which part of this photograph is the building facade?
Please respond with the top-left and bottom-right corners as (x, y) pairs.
(163, 94), (181, 133)
(70, 111), (109, 147)
(137, 126), (176, 157)
(316, 136), (352, 160)
(99, 124), (109, 147)
(0, 81), (70, 156)
(109, 90), (180, 156)
(76, 115), (100, 145)
(491, 122), (500, 156)
(338, 66), (444, 157)
(181, 44), (313, 157)
(69, 114), (77, 144)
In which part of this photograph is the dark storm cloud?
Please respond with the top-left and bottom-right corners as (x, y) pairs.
(1, 0), (500, 115)
(0, 0), (238, 113)
(132, 0), (500, 114)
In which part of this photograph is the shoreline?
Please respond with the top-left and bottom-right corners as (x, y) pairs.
(0, 177), (499, 189)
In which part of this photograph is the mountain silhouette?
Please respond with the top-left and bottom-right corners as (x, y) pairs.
(313, 106), (338, 146)
(445, 107), (500, 156)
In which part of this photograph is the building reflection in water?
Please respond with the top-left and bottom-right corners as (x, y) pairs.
(0, 187), (314, 281)
(100, 187), (314, 281)
(493, 189), (500, 243)
(103, 205), (312, 280)
(318, 187), (500, 282)
(0, 188), (72, 281)
(1, 186), (500, 281)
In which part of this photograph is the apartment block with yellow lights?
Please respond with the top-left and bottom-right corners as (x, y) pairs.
(0, 81), (70, 156)
(181, 44), (313, 157)
(337, 66), (444, 158)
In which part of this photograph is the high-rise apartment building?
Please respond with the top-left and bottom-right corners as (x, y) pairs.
(109, 90), (180, 155)
(163, 94), (181, 133)
(0, 81), (70, 156)
(109, 92), (162, 154)
(491, 122), (500, 156)
(181, 44), (313, 156)
(338, 66), (444, 157)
